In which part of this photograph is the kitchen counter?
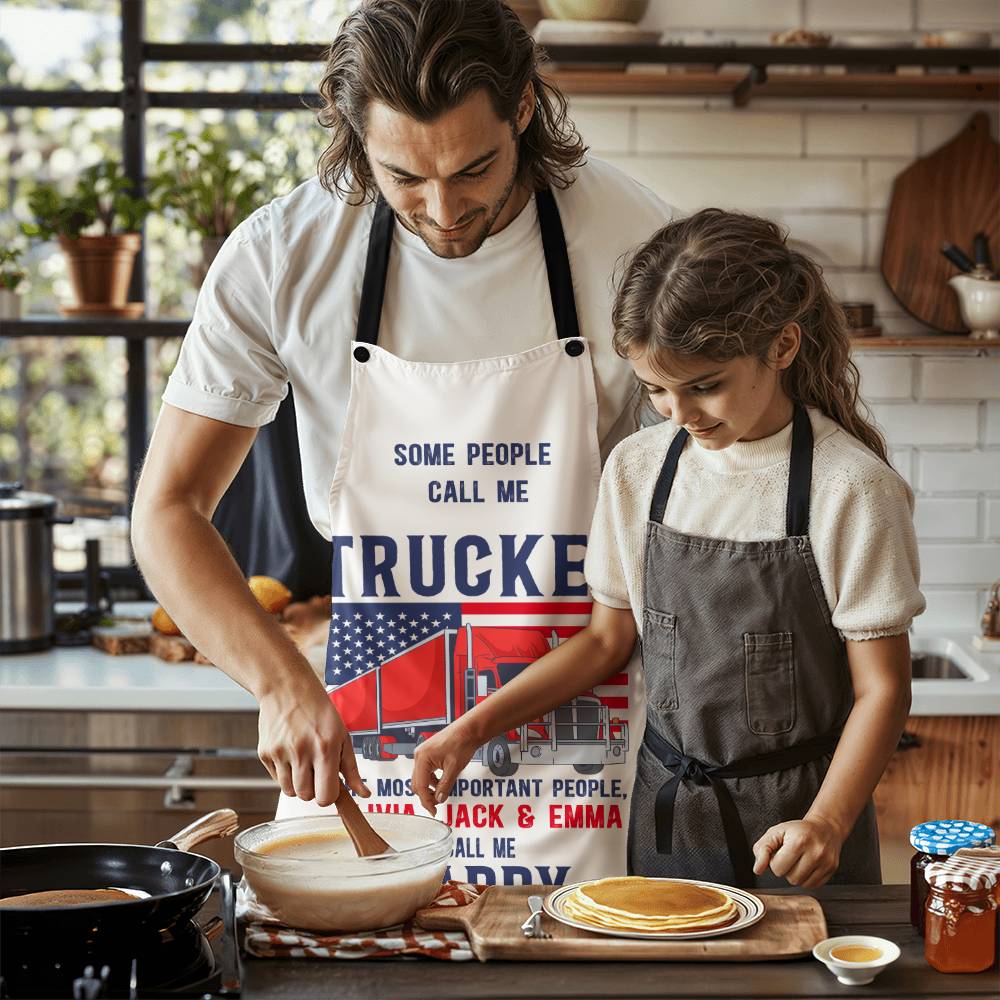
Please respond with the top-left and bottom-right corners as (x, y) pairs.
(237, 885), (997, 998)
(2, 620), (998, 714)
(0, 643), (259, 711)
(0, 601), (305, 712)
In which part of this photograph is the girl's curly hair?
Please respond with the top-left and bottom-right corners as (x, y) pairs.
(612, 208), (888, 463)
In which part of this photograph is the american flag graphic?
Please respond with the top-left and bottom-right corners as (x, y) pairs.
(326, 601), (591, 684)
(325, 601), (628, 713)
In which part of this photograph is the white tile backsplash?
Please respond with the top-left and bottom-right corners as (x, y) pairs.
(824, 271), (907, 318)
(918, 451), (1000, 492)
(866, 159), (907, 212)
(564, 0), (1000, 628)
(913, 498), (980, 539)
(871, 403), (980, 446)
(573, 105), (632, 155)
(640, 0), (801, 31)
(635, 109), (802, 155)
(916, 0), (1000, 30)
(919, 358), (1000, 400)
(806, 114), (917, 158)
(987, 500), (1000, 540)
(603, 155), (866, 211)
(853, 354), (914, 399)
(919, 544), (1000, 586)
(919, 111), (1000, 154)
(864, 212), (887, 269)
(805, 0), (915, 31)
(986, 402), (1000, 445)
(778, 212), (865, 267)
(890, 448), (915, 486)
(919, 588), (985, 628)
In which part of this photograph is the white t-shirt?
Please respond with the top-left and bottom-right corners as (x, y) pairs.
(163, 157), (675, 539)
(584, 408), (925, 642)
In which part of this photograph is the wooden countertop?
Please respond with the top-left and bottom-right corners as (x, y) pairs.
(239, 884), (998, 998)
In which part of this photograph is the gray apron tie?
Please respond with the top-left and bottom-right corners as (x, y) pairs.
(645, 720), (841, 887)
(631, 405), (881, 888)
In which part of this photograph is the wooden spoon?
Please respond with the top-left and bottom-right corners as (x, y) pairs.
(335, 787), (395, 857)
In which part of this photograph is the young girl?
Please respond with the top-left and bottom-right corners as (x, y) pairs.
(412, 208), (923, 889)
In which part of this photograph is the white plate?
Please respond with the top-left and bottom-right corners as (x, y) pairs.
(543, 877), (766, 940)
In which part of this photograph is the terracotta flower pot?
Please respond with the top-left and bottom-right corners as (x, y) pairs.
(58, 233), (141, 308)
(0, 289), (22, 319)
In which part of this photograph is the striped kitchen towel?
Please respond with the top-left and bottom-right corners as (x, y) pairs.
(238, 880), (484, 960)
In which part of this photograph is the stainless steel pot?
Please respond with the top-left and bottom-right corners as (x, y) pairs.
(0, 482), (59, 653)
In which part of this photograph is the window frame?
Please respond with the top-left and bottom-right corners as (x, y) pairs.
(0, 1), (328, 594)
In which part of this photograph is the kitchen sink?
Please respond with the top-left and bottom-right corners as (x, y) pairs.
(909, 637), (989, 682)
(911, 653), (970, 680)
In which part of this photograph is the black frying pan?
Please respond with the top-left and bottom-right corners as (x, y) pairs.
(0, 809), (237, 946)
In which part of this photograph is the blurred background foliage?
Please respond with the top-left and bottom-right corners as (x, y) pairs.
(0, 0), (346, 509)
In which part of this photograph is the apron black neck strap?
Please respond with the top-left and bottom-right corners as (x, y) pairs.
(355, 188), (580, 347)
(355, 196), (395, 346)
(648, 425), (689, 526)
(648, 404), (814, 536)
(535, 187), (580, 341)
(785, 404), (813, 537)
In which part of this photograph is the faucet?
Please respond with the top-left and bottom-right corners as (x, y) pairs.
(983, 580), (1000, 638)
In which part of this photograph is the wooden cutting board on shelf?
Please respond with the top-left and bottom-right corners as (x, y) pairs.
(881, 111), (999, 333)
(414, 885), (827, 961)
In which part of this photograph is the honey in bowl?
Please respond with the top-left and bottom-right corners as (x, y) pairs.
(830, 945), (883, 963)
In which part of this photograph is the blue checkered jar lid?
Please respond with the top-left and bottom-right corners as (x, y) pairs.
(910, 820), (996, 855)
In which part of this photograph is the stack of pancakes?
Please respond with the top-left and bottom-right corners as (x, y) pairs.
(563, 876), (739, 933)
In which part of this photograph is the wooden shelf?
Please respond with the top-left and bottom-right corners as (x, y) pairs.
(546, 69), (999, 102)
(850, 335), (998, 349)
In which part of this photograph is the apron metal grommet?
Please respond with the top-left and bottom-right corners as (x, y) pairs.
(565, 339), (584, 357)
(353, 345), (370, 363)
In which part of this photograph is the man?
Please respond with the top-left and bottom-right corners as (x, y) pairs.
(133, 0), (673, 885)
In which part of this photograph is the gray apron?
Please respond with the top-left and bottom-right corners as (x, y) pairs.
(628, 406), (881, 888)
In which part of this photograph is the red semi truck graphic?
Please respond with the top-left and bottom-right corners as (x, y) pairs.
(329, 624), (628, 776)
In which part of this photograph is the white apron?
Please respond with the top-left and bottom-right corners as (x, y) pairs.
(277, 191), (641, 886)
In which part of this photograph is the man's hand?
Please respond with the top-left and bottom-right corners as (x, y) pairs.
(752, 816), (844, 888)
(257, 675), (369, 807)
(412, 722), (481, 815)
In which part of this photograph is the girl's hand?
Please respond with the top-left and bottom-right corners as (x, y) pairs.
(752, 817), (844, 888)
(412, 723), (481, 815)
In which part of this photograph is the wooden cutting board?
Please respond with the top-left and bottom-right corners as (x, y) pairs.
(414, 885), (827, 961)
(881, 111), (999, 333)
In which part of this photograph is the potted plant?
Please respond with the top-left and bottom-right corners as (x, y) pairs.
(20, 161), (151, 316)
(148, 129), (269, 288)
(0, 246), (26, 320)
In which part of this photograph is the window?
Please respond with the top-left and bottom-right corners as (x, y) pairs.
(0, 0), (348, 591)
(0, 0), (121, 91)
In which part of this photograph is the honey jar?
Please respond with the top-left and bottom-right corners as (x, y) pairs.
(924, 864), (997, 974)
(909, 821), (995, 935)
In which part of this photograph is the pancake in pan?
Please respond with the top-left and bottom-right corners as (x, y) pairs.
(0, 888), (137, 908)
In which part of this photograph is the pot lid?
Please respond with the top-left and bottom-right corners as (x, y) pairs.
(0, 481), (59, 516)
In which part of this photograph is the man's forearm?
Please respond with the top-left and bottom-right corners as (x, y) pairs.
(132, 499), (318, 700)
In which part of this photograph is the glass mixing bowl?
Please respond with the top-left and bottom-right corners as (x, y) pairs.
(235, 812), (453, 931)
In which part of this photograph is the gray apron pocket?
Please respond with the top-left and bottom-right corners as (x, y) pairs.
(743, 631), (796, 735)
(642, 609), (679, 712)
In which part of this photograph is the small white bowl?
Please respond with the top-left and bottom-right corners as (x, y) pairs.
(813, 935), (901, 986)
